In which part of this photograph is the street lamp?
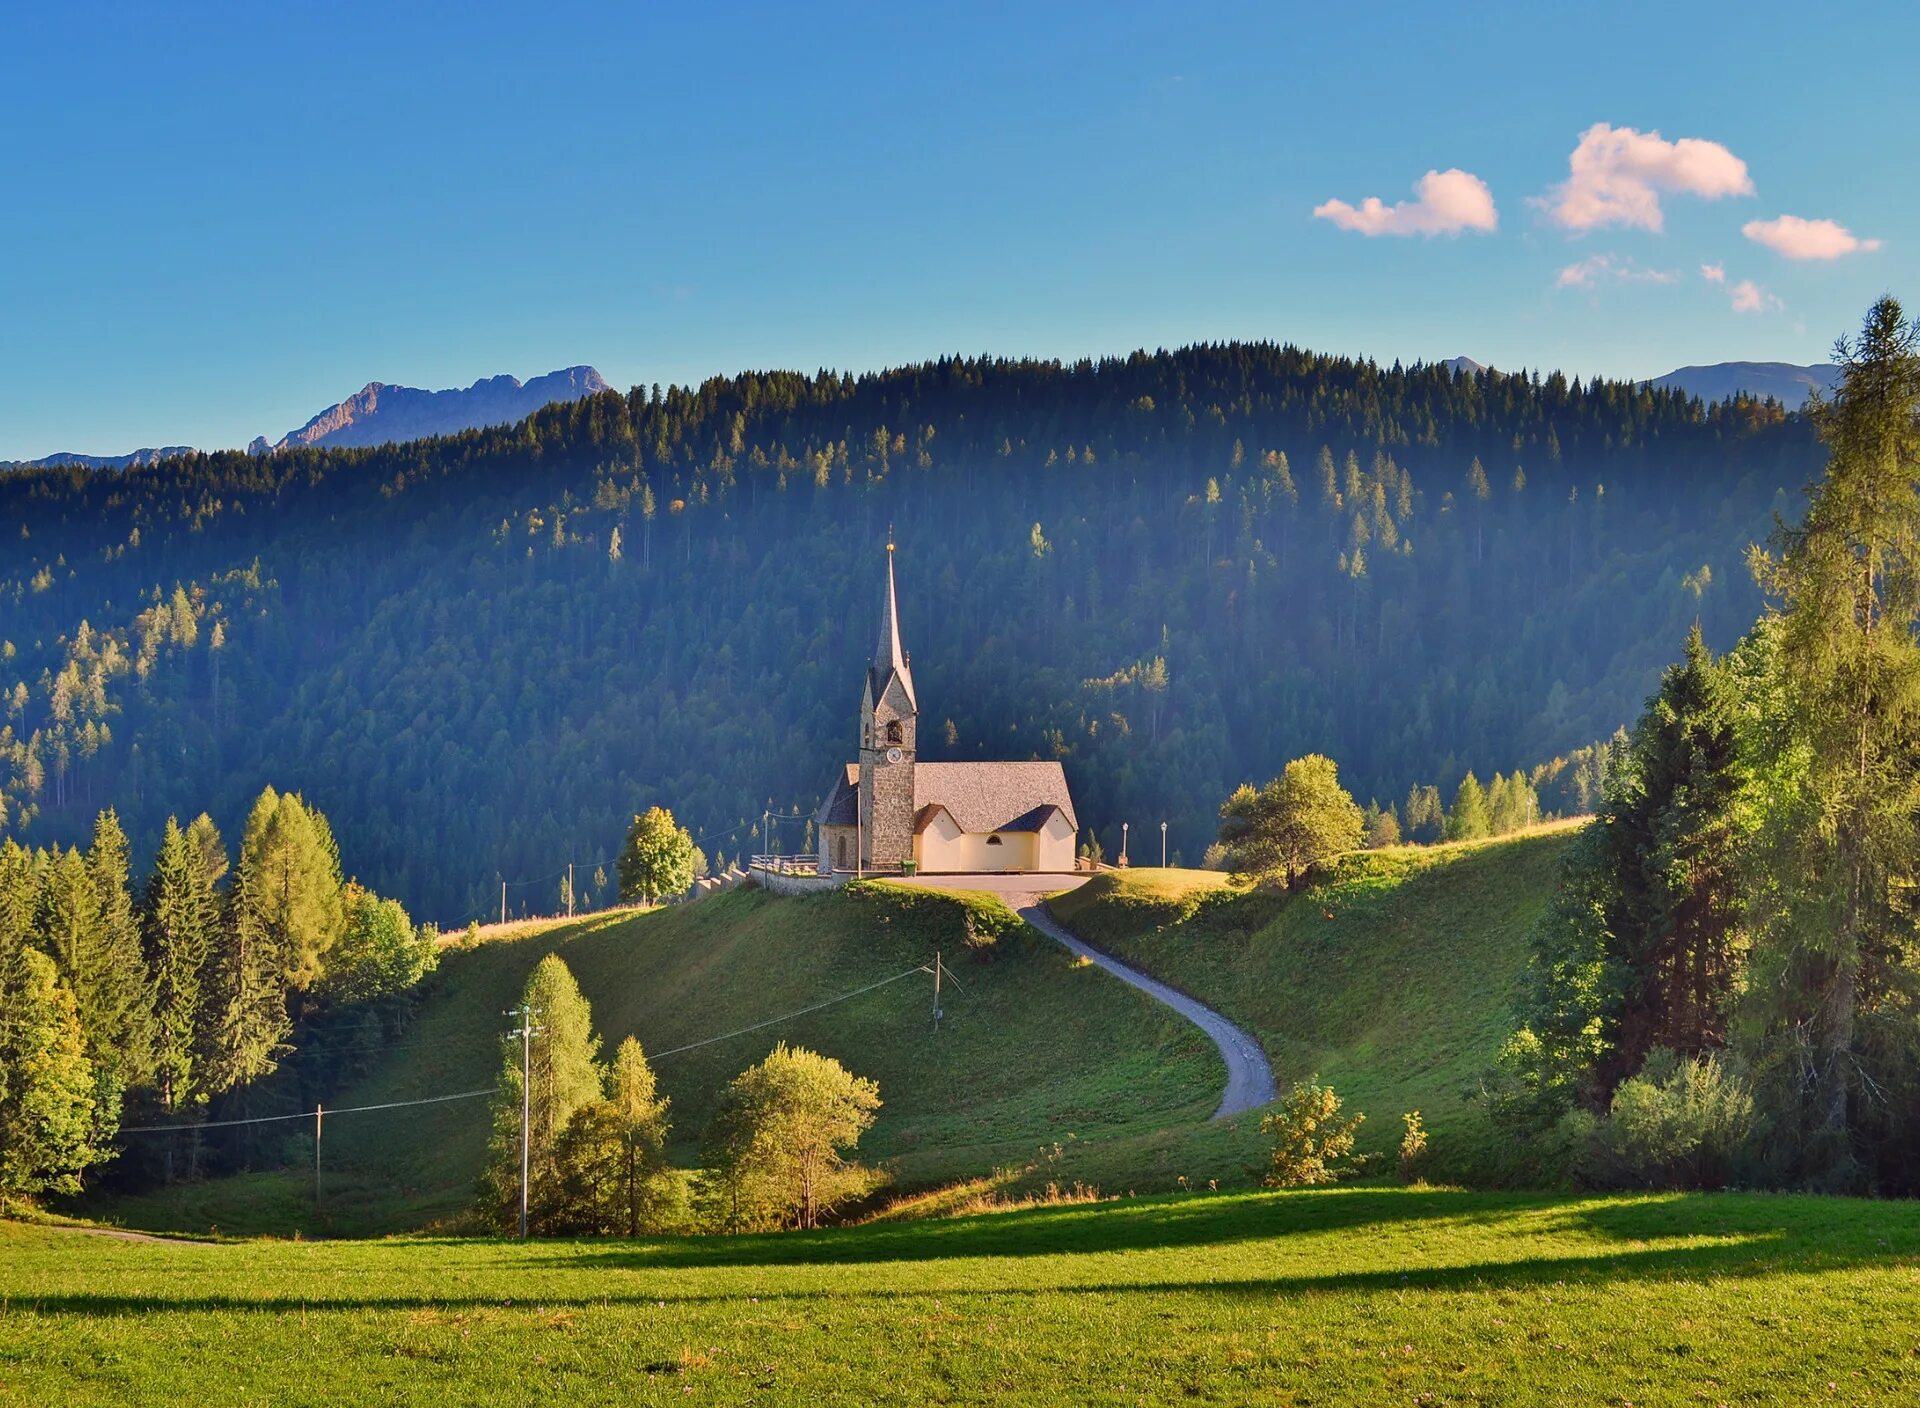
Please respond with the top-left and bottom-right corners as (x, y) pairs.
(1120, 821), (1129, 867)
(1160, 820), (1168, 868)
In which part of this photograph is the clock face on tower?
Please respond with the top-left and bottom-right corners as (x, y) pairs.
(886, 747), (904, 764)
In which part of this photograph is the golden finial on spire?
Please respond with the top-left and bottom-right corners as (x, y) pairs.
(887, 523), (895, 553)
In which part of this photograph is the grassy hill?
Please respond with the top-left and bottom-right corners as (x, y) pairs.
(8, 1185), (1918, 1404)
(1050, 823), (1585, 1179)
(94, 883), (1223, 1238)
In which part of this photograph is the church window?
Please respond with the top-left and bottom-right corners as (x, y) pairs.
(886, 721), (902, 744)
(985, 835), (1003, 846)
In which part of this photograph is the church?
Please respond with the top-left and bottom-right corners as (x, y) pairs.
(815, 543), (1079, 875)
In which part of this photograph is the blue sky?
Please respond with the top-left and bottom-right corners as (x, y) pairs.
(3, 1), (1916, 457)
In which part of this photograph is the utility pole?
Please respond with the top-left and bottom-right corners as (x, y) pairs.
(313, 1103), (323, 1215)
(1161, 821), (1168, 869)
(933, 950), (943, 1032)
(506, 1002), (542, 1238)
(500, 879), (507, 926)
(567, 861), (575, 919)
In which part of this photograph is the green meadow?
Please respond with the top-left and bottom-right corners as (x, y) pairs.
(7, 1186), (1919, 1405)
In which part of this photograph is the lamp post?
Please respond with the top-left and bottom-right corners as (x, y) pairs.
(1120, 821), (1129, 867)
(1161, 820), (1168, 869)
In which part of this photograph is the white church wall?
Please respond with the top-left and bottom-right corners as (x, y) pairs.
(1035, 810), (1077, 872)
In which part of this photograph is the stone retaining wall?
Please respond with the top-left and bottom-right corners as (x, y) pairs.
(748, 868), (850, 897)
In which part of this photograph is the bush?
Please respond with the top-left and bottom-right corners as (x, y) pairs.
(1261, 1077), (1364, 1187)
(1398, 1111), (1428, 1183)
(1586, 1049), (1755, 1190)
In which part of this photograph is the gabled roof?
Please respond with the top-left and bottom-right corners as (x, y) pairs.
(819, 760), (1079, 836)
(913, 761), (1076, 834)
(816, 762), (859, 827)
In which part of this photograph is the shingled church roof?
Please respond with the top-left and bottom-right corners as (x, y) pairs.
(817, 760), (1077, 835)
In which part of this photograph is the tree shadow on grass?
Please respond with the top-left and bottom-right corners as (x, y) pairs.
(548, 1184), (1920, 1273)
(12, 1187), (1917, 1319)
(10, 1230), (1915, 1321)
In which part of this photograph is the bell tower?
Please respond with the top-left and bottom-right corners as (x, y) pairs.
(858, 535), (917, 869)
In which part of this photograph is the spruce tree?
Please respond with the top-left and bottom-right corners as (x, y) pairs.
(1744, 296), (1920, 1186)
(1445, 773), (1491, 841)
(142, 817), (211, 1114)
(205, 850), (292, 1095)
(65, 812), (157, 1092)
(1503, 624), (1748, 1116)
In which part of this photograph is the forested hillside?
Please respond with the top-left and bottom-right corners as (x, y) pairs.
(0, 346), (1815, 922)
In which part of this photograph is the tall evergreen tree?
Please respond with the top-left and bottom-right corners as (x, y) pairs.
(1502, 627), (1746, 1116)
(142, 817), (212, 1114)
(235, 788), (345, 992)
(1445, 773), (1491, 841)
(482, 954), (603, 1230)
(82, 809), (157, 1090)
(0, 947), (103, 1205)
(1743, 296), (1920, 1187)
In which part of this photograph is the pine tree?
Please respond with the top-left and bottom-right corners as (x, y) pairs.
(1445, 773), (1491, 841)
(79, 811), (157, 1090)
(0, 947), (103, 1206)
(235, 788), (345, 992)
(1743, 296), (1920, 1186)
(1502, 624), (1748, 1118)
(142, 817), (211, 1114)
(482, 954), (603, 1230)
(204, 849), (292, 1095)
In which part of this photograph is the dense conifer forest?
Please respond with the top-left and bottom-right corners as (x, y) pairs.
(0, 345), (1815, 922)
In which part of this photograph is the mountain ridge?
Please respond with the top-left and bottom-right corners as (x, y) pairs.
(274, 365), (610, 450)
(2, 366), (609, 468)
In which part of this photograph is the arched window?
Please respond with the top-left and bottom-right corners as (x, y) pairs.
(985, 835), (1003, 846)
(885, 721), (902, 744)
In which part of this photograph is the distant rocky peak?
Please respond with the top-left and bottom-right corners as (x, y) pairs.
(274, 366), (611, 451)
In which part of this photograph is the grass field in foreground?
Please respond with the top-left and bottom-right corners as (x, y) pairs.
(83, 882), (1221, 1238)
(1050, 826), (1582, 1180)
(6, 1186), (1919, 1405)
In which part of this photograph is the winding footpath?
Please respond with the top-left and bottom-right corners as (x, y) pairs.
(1012, 895), (1277, 1120)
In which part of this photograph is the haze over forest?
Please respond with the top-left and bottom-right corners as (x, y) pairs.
(0, 344), (1812, 922)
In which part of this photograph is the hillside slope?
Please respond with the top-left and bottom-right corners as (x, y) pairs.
(0, 348), (1810, 923)
(97, 883), (1221, 1237)
(1050, 825), (1582, 1176)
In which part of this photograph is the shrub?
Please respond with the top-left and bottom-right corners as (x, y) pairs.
(1261, 1077), (1364, 1187)
(1398, 1110), (1428, 1183)
(1588, 1049), (1755, 1189)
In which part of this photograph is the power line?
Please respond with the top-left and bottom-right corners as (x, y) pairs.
(118, 961), (945, 1136)
(116, 1087), (500, 1135)
(649, 964), (932, 1061)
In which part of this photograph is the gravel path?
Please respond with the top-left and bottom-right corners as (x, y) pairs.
(1013, 896), (1277, 1120)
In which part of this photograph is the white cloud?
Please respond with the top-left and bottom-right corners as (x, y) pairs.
(1730, 279), (1784, 314)
(1742, 214), (1883, 260)
(1555, 253), (1681, 289)
(1314, 168), (1498, 237)
(1701, 262), (1726, 283)
(1538, 123), (1753, 232)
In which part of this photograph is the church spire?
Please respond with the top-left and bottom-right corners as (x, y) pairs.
(870, 532), (916, 709)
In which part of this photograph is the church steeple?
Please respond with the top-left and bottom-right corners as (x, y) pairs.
(869, 532), (916, 710)
(858, 534), (917, 871)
